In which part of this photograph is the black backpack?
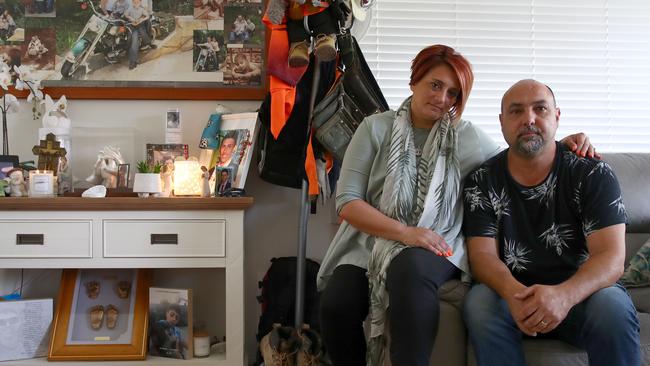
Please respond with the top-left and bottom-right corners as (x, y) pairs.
(255, 257), (321, 364)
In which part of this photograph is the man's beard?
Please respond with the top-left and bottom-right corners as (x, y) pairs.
(515, 126), (544, 157)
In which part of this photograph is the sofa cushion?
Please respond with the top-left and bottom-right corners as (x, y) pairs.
(630, 287), (650, 313)
(602, 153), (650, 233)
(621, 239), (650, 288)
(439, 279), (468, 310)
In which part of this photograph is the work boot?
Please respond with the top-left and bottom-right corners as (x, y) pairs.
(313, 34), (336, 62)
(296, 324), (323, 366)
(288, 41), (310, 68)
(260, 323), (302, 366)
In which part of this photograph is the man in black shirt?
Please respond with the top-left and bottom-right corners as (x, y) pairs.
(462, 79), (640, 366)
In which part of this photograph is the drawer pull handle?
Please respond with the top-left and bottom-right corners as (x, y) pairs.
(151, 234), (178, 245)
(17, 234), (44, 245)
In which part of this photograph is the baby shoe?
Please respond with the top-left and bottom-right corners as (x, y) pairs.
(288, 41), (310, 68)
(314, 34), (336, 62)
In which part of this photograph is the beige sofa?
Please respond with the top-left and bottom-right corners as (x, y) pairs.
(385, 153), (650, 366)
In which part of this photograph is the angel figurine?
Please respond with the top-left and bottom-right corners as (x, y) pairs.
(86, 146), (125, 188)
(7, 168), (27, 197)
(42, 95), (71, 130)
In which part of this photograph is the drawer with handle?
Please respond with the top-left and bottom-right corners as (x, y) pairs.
(0, 220), (92, 258)
(103, 219), (226, 258)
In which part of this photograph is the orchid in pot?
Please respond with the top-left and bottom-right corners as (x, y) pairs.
(0, 61), (46, 155)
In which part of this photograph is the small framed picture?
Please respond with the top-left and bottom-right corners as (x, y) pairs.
(148, 287), (193, 360)
(166, 109), (181, 130)
(48, 269), (152, 361)
(116, 164), (130, 190)
(214, 167), (233, 196)
(146, 144), (189, 172)
(0, 155), (19, 180)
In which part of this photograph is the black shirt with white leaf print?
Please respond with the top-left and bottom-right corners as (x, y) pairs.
(463, 142), (627, 286)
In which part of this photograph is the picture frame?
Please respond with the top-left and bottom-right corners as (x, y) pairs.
(48, 269), (152, 361)
(0, 155), (19, 180)
(10, 0), (266, 100)
(148, 287), (193, 360)
(209, 112), (258, 189)
(214, 166), (234, 196)
(116, 163), (130, 190)
(166, 109), (181, 130)
(146, 143), (189, 170)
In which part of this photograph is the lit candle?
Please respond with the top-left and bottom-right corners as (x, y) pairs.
(29, 170), (54, 197)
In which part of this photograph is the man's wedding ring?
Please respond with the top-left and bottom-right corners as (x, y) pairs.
(540, 320), (548, 328)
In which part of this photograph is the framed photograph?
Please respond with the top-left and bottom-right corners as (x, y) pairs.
(146, 143), (189, 171)
(48, 269), (152, 361)
(11, 0), (266, 100)
(148, 287), (193, 360)
(0, 155), (19, 180)
(209, 112), (258, 189)
(214, 166), (233, 196)
(116, 163), (130, 189)
(166, 109), (181, 130)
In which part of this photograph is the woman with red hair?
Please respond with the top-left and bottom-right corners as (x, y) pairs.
(316, 45), (595, 366)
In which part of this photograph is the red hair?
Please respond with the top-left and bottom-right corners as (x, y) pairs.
(410, 45), (474, 121)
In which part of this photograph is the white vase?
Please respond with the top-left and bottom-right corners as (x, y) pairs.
(132, 173), (162, 197)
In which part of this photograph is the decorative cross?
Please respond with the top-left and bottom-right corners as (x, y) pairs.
(32, 133), (67, 174)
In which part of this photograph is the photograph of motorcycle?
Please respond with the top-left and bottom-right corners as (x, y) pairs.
(193, 31), (223, 72)
(61, 0), (161, 78)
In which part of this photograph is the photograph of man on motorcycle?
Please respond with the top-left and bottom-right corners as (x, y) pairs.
(60, 0), (159, 77)
(193, 31), (223, 72)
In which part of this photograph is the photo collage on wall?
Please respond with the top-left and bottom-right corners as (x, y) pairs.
(192, 0), (262, 86)
(0, 0), (56, 74)
(0, 0), (264, 87)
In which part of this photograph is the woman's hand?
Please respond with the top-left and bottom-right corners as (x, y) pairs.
(399, 226), (452, 256)
(560, 133), (600, 159)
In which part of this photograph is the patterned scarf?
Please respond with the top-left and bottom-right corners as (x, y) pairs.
(366, 96), (462, 365)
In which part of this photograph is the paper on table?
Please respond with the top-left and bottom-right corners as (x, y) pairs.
(0, 298), (53, 362)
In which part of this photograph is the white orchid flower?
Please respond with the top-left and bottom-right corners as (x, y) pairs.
(3, 94), (19, 113)
(0, 69), (11, 91)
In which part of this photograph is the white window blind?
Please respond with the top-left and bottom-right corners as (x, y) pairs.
(358, 0), (650, 152)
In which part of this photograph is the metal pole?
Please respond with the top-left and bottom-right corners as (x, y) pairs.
(295, 58), (321, 328)
(295, 179), (309, 327)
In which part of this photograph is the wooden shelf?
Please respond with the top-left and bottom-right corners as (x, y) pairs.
(0, 197), (253, 211)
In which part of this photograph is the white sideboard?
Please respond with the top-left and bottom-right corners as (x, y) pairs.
(0, 197), (253, 366)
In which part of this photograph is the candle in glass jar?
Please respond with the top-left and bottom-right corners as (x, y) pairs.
(28, 170), (54, 197)
(193, 331), (211, 358)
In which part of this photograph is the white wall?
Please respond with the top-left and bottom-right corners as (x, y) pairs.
(0, 98), (339, 362)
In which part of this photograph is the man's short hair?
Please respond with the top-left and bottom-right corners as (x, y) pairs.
(222, 131), (238, 142)
(500, 80), (558, 112)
